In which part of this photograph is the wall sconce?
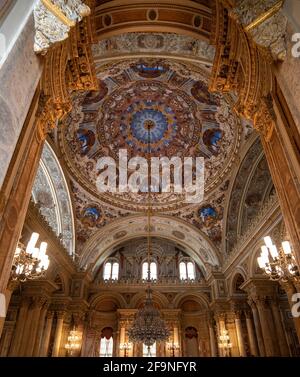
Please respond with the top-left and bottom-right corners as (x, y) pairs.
(167, 342), (180, 357)
(120, 342), (132, 357)
(218, 329), (232, 357)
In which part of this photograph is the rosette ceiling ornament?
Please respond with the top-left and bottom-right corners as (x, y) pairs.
(33, 0), (91, 54)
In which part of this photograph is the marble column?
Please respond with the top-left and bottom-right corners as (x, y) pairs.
(9, 297), (30, 356)
(208, 321), (217, 357)
(0, 325), (14, 356)
(255, 297), (276, 356)
(33, 302), (49, 356)
(263, 100), (300, 268)
(270, 300), (290, 356)
(245, 310), (259, 357)
(52, 311), (65, 357)
(234, 311), (246, 357)
(24, 298), (47, 356)
(248, 299), (265, 356)
(282, 280), (300, 342)
(216, 313), (227, 357)
(0, 92), (45, 303)
(40, 311), (54, 357)
(0, 282), (19, 338)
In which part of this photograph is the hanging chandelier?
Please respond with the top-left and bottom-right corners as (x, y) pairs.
(257, 236), (299, 282)
(65, 328), (82, 355)
(127, 126), (169, 354)
(218, 329), (232, 357)
(11, 232), (50, 282)
(128, 288), (170, 348)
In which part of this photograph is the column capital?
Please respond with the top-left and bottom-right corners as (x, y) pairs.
(7, 280), (20, 292)
(56, 311), (66, 320)
(247, 298), (256, 310)
(46, 311), (54, 320)
(20, 296), (31, 307)
(234, 309), (243, 319)
(244, 309), (252, 319)
(214, 311), (226, 322)
(31, 296), (48, 310)
(253, 296), (268, 309)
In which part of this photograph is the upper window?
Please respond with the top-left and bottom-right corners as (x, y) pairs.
(142, 261), (157, 280)
(103, 260), (119, 280)
(179, 261), (195, 280)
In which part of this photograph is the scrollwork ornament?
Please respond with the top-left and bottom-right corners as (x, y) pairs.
(228, 0), (287, 61)
(253, 95), (276, 142)
(33, 0), (91, 55)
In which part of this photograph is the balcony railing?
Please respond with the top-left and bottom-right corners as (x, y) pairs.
(94, 277), (206, 287)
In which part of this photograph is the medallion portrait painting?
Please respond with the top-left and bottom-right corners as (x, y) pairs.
(0, 0), (300, 365)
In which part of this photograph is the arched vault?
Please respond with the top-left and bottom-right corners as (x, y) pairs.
(79, 214), (220, 277)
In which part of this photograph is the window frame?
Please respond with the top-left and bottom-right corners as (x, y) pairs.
(103, 259), (119, 280)
(179, 259), (196, 280)
(142, 260), (157, 280)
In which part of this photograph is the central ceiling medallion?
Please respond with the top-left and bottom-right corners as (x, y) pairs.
(59, 59), (241, 212)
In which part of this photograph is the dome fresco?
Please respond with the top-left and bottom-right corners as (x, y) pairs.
(59, 59), (241, 213)
(121, 102), (177, 153)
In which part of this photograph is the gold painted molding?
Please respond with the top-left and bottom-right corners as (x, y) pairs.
(41, 0), (76, 27)
(245, 0), (284, 32)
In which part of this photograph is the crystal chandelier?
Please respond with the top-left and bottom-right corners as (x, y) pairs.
(65, 328), (82, 355)
(257, 236), (300, 282)
(128, 288), (170, 348)
(11, 233), (50, 282)
(128, 127), (170, 355)
(218, 329), (232, 357)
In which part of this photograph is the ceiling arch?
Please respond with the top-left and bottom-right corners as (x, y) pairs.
(225, 137), (274, 254)
(173, 292), (209, 309)
(130, 291), (169, 309)
(89, 291), (128, 309)
(32, 141), (75, 256)
(78, 214), (220, 276)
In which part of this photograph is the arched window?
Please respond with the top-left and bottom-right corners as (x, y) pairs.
(111, 262), (119, 280)
(103, 260), (119, 280)
(143, 342), (156, 357)
(100, 327), (113, 357)
(179, 261), (195, 280)
(142, 261), (157, 280)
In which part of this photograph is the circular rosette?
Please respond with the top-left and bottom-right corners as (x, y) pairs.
(121, 101), (178, 154)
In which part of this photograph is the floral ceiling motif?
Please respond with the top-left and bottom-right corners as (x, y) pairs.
(58, 59), (241, 213)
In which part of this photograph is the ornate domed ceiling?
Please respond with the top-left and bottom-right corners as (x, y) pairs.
(58, 58), (241, 213)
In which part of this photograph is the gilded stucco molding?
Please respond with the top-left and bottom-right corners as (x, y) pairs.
(33, 0), (91, 54)
(38, 4), (98, 139)
(228, 0), (287, 61)
(209, 1), (276, 142)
